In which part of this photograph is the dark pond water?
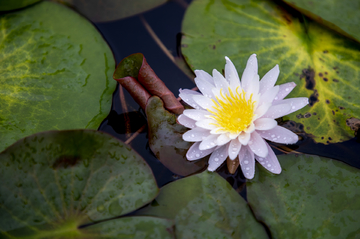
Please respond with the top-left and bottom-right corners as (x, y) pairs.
(96, 0), (360, 192)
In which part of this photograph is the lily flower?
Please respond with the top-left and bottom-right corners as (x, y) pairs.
(178, 54), (308, 179)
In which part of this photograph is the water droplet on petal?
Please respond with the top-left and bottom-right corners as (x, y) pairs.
(214, 158), (219, 161)
(191, 134), (195, 137)
(271, 134), (275, 138)
(244, 160), (249, 164)
(285, 88), (289, 91)
(246, 167), (250, 170)
(195, 154), (200, 157)
(267, 164), (271, 167)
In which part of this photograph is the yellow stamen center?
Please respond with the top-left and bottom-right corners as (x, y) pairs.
(208, 87), (256, 134)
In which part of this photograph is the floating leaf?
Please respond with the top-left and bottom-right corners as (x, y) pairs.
(0, 0), (41, 11)
(247, 154), (360, 238)
(55, 0), (167, 22)
(282, 0), (360, 43)
(114, 53), (184, 114)
(0, 1), (116, 152)
(137, 171), (269, 239)
(181, 0), (360, 144)
(146, 96), (207, 176)
(0, 130), (174, 238)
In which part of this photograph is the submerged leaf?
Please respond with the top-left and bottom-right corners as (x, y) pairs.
(0, 130), (173, 238)
(114, 53), (184, 114)
(247, 154), (360, 238)
(137, 171), (269, 239)
(181, 0), (360, 144)
(0, 1), (116, 152)
(146, 96), (207, 176)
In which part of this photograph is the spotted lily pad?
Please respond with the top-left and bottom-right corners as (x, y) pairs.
(0, 1), (116, 152)
(181, 0), (360, 144)
(0, 130), (174, 238)
(137, 171), (269, 239)
(282, 0), (360, 43)
(146, 96), (207, 176)
(0, 0), (41, 11)
(247, 154), (360, 238)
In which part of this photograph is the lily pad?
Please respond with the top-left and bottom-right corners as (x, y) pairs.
(146, 96), (207, 176)
(0, 1), (116, 152)
(56, 0), (167, 22)
(282, 0), (360, 43)
(181, 0), (360, 144)
(0, 0), (41, 11)
(0, 130), (174, 238)
(137, 171), (269, 239)
(247, 154), (360, 238)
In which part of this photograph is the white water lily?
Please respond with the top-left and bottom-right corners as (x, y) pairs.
(177, 54), (308, 179)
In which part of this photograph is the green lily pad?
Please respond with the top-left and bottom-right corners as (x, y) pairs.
(247, 154), (360, 238)
(146, 96), (207, 176)
(181, 0), (360, 144)
(0, 1), (116, 152)
(0, 0), (41, 11)
(137, 171), (269, 239)
(0, 130), (169, 238)
(55, 0), (167, 22)
(282, 0), (360, 43)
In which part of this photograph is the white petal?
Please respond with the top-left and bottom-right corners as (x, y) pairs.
(179, 89), (202, 109)
(186, 142), (215, 161)
(254, 102), (272, 119)
(238, 131), (251, 145)
(257, 125), (299, 144)
(259, 64), (279, 95)
(217, 133), (231, 146)
(255, 142), (281, 174)
(195, 119), (217, 130)
(213, 69), (229, 90)
(207, 145), (229, 172)
(241, 54), (258, 93)
(199, 134), (218, 150)
(183, 109), (209, 121)
(273, 97), (309, 114)
(192, 95), (215, 110)
(195, 78), (215, 99)
(182, 127), (210, 142)
(229, 132), (240, 139)
(254, 118), (277, 130)
(210, 128), (227, 135)
(228, 139), (242, 160)
(258, 85), (279, 106)
(260, 103), (291, 119)
(273, 82), (296, 102)
(246, 74), (260, 100)
(248, 131), (268, 158)
(212, 87), (222, 99)
(225, 56), (241, 89)
(177, 114), (196, 128)
(194, 69), (214, 85)
(244, 122), (255, 134)
(238, 146), (255, 179)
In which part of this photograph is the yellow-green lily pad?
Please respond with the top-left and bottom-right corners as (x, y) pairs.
(0, 1), (116, 152)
